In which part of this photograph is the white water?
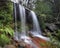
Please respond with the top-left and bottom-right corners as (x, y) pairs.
(18, 5), (38, 48)
(30, 11), (50, 41)
(19, 4), (30, 42)
(11, 0), (19, 3)
(19, 5), (26, 36)
(30, 11), (41, 34)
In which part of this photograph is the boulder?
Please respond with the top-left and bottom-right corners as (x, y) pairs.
(45, 23), (58, 32)
(0, 46), (2, 48)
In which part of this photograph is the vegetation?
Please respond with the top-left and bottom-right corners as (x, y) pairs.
(0, 1), (14, 46)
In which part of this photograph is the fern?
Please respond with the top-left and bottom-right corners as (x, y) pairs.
(4, 26), (14, 36)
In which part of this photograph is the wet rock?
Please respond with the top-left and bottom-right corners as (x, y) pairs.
(4, 45), (16, 48)
(19, 41), (26, 47)
(14, 41), (26, 48)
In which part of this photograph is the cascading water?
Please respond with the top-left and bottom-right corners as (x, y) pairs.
(11, 0), (49, 48)
(19, 4), (29, 41)
(12, 0), (29, 42)
(13, 2), (19, 41)
(18, 5), (38, 47)
(30, 11), (50, 41)
(11, 0), (19, 3)
(18, 4), (38, 48)
(31, 11), (42, 34)
(19, 5), (26, 36)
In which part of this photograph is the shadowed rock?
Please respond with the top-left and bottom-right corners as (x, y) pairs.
(46, 23), (58, 32)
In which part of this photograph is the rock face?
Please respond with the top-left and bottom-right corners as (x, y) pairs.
(55, 22), (60, 28)
(46, 23), (58, 32)
(4, 45), (16, 48)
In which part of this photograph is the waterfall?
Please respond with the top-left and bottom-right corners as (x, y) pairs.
(11, 0), (19, 3)
(12, 0), (49, 48)
(13, 3), (19, 41)
(30, 11), (50, 41)
(30, 11), (41, 34)
(13, 0), (28, 41)
(19, 4), (26, 37)
(18, 5), (38, 48)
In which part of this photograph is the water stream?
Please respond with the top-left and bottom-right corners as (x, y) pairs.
(30, 11), (42, 34)
(30, 11), (50, 41)
(18, 4), (38, 48)
(11, 0), (49, 48)
(19, 4), (26, 36)
(13, 3), (19, 41)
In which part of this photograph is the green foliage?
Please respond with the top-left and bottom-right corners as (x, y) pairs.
(0, 34), (10, 46)
(47, 30), (60, 48)
(0, 25), (14, 37)
(4, 26), (14, 36)
(55, 30), (60, 41)
(0, 25), (14, 46)
(35, 0), (52, 15)
(0, 1), (13, 46)
(0, 1), (13, 24)
(38, 14), (46, 30)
